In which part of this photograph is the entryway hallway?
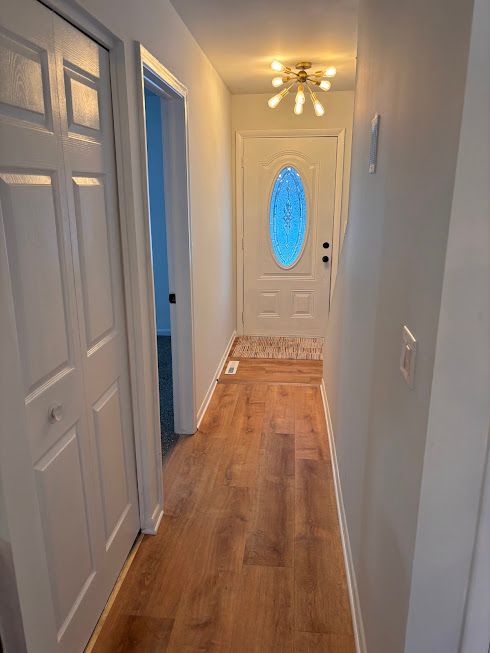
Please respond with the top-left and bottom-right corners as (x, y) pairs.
(89, 357), (355, 652)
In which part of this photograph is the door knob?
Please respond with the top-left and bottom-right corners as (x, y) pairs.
(322, 255), (329, 263)
(48, 403), (63, 423)
(323, 242), (330, 249)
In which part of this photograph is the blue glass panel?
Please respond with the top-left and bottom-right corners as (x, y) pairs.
(269, 166), (307, 268)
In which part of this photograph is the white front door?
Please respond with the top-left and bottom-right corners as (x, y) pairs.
(0, 1), (139, 650)
(242, 136), (338, 336)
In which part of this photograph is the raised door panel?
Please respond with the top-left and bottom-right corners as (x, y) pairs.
(65, 66), (101, 137)
(72, 176), (114, 348)
(291, 291), (314, 319)
(0, 172), (71, 394)
(93, 382), (130, 550)
(0, 27), (51, 127)
(34, 426), (95, 637)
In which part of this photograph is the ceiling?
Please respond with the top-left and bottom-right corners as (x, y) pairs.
(170, 0), (359, 94)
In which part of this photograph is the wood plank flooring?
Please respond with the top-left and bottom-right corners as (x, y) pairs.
(91, 359), (354, 653)
(219, 358), (323, 386)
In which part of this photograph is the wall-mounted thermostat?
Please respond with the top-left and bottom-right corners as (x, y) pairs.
(400, 325), (417, 388)
(369, 113), (380, 173)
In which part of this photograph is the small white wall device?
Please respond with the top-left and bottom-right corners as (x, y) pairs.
(400, 325), (417, 388)
(369, 113), (380, 173)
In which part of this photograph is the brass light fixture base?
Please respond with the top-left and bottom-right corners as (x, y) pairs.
(295, 61), (312, 70)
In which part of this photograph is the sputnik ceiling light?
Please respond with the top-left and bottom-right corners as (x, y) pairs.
(268, 60), (337, 116)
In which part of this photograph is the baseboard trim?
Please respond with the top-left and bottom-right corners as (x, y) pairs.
(196, 330), (237, 428)
(156, 328), (171, 336)
(320, 380), (367, 653)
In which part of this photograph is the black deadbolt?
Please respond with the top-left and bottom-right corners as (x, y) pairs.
(169, 293), (176, 304)
(323, 241), (330, 249)
(322, 255), (329, 263)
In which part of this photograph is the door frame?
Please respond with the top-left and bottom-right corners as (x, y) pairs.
(135, 44), (196, 437)
(235, 128), (345, 335)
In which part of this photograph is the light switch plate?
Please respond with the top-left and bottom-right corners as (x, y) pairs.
(224, 360), (239, 375)
(400, 326), (417, 388)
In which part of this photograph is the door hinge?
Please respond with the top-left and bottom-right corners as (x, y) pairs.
(169, 293), (176, 304)
(241, 236), (244, 250)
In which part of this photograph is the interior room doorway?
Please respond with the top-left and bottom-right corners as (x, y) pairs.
(138, 46), (196, 448)
(143, 88), (176, 454)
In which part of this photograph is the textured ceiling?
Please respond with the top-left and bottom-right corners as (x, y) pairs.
(170, 0), (358, 94)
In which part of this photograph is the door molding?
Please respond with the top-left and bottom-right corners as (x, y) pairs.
(235, 128), (345, 334)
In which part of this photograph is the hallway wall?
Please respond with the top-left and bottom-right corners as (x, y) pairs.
(322, 0), (476, 650)
(75, 0), (234, 418)
(404, 0), (490, 646)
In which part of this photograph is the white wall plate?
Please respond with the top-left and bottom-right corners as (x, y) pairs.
(224, 360), (239, 375)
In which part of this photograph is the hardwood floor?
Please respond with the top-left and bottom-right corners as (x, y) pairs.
(91, 359), (354, 653)
(219, 358), (323, 385)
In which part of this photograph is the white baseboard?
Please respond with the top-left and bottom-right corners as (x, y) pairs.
(156, 327), (171, 336)
(196, 330), (237, 428)
(320, 380), (367, 653)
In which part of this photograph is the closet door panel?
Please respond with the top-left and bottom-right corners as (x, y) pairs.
(54, 15), (139, 585)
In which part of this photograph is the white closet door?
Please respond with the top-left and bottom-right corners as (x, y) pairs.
(53, 13), (140, 597)
(0, 1), (139, 651)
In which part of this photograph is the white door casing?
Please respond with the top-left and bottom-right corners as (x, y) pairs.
(241, 135), (340, 336)
(0, 1), (139, 650)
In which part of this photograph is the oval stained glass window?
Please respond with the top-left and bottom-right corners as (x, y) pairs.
(269, 166), (307, 268)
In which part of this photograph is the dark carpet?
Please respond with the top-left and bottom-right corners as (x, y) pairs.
(156, 335), (179, 455)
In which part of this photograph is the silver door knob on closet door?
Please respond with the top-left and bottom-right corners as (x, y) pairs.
(48, 403), (63, 423)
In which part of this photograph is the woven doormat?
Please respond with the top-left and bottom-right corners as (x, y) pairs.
(231, 336), (324, 360)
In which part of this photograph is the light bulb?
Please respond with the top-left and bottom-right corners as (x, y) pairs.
(309, 89), (325, 117)
(268, 93), (281, 108)
(295, 84), (306, 105)
(324, 66), (337, 78)
(272, 76), (284, 88)
(319, 79), (331, 91)
(314, 100), (325, 116)
(271, 60), (285, 72)
(268, 86), (289, 109)
(294, 101), (303, 115)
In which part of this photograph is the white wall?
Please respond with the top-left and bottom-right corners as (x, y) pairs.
(77, 0), (234, 414)
(232, 91), (355, 254)
(460, 438), (490, 653)
(404, 0), (490, 646)
(323, 0), (476, 650)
